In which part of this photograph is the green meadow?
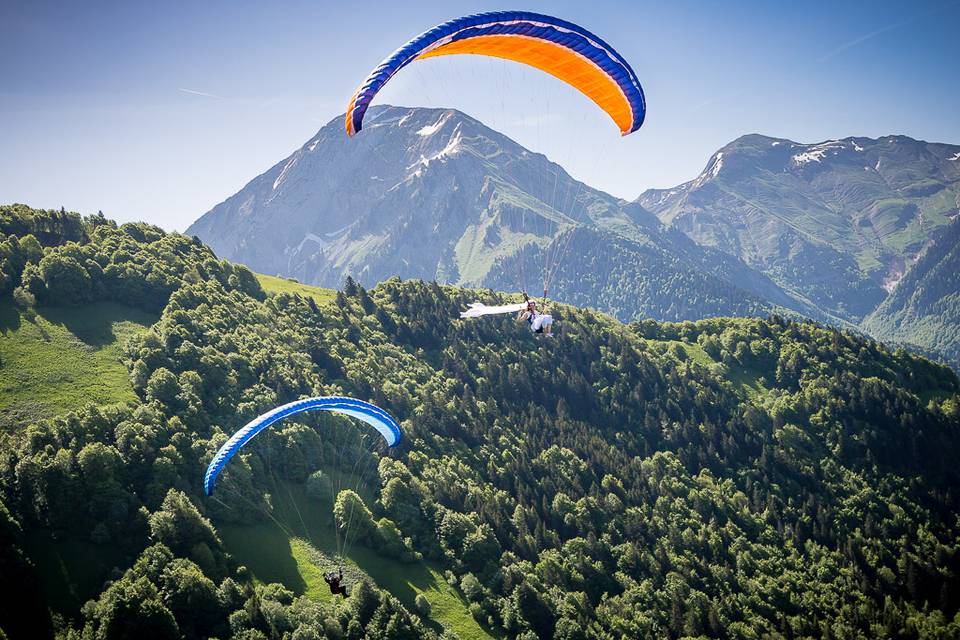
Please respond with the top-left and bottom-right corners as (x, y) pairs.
(0, 300), (155, 430)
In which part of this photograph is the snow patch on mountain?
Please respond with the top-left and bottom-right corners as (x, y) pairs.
(273, 157), (297, 190)
(287, 232), (326, 256)
(301, 232), (324, 247)
(710, 152), (724, 177)
(693, 152), (724, 187)
(661, 189), (681, 203)
(418, 115), (448, 136)
(792, 141), (845, 166)
(793, 149), (828, 165)
(324, 224), (351, 239)
(408, 126), (464, 176)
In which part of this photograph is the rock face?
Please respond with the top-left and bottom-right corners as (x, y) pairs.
(638, 134), (960, 323)
(188, 106), (804, 322)
(189, 105), (620, 287)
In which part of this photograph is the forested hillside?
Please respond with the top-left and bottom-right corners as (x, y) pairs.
(2, 204), (960, 639)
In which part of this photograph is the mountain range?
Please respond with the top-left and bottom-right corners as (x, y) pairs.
(638, 133), (960, 322)
(188, 106), (960, 367)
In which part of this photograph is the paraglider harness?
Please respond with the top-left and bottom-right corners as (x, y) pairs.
(523, 292), (547, 333)
(324, 568), (348, 597)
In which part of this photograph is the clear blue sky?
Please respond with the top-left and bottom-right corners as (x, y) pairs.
(2, 0), (958, 231)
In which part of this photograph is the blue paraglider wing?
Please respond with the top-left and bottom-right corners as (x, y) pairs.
(204, 396), (401, 496)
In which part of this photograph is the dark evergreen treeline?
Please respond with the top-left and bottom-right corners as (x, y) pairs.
(1, 204), (959, 639)
(486, 226), (776, 323)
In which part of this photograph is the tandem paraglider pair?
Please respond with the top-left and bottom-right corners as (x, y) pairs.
(459, 292), (554, 336)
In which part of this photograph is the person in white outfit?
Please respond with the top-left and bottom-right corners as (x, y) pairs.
(517, 299), (553, 336)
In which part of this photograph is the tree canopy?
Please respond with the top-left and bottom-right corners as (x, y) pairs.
(1, 204), (959, 639)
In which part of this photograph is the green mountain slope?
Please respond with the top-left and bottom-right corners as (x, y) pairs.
(1, 205), (960, 639)
(485, 226), (802, 322)
(255, 273), (337, 306)
(219, 481), (493, 640)
(0, 301), (155, 430)
(863, 219), (960, 367)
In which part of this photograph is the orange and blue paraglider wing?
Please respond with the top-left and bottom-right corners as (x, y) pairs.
(345, 11), (646, 137)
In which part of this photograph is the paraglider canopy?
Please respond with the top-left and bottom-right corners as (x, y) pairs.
(203, 396), (401, 496)
(346, 11), (646, 137)
(459, 301), (528, 319)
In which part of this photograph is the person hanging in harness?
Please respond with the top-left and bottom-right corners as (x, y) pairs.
(324, 568), (348, 597)
(516, 293), (553, 336)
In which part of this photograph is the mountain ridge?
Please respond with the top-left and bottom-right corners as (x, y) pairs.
(636, 132), (960, 366)
(638, 132), (960, 319)
(187, 109), (960, 367)
(187, 106), (817, 324)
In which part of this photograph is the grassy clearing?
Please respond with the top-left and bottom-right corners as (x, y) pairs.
(218, 478), (495, 639)
(0, 300), (155, 430)
(256, 274), (337, 306)
(919, 188), (960, 226)
(642, 337), (769, 402)
(672, 341), (715, 368)
(639, 338), (716, 368)
(291, 539), (337, 603)
(352, 547), (486, 640)
(726, 366), (768, 401)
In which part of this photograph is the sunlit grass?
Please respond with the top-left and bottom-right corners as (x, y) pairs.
(256, 273), (337, 306)
(671, 340), (715, 367)
(0, 299), (155, 430)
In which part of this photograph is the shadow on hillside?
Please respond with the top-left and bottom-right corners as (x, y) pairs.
(220, 524), (310, 595)
(36, 304), (121, 348)
(0, 299), (122, 347)
(0, 298), (23, 334)
(25, 530), (128, 614)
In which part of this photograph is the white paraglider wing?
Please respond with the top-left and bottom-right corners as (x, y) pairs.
(459, 302), (528, 319)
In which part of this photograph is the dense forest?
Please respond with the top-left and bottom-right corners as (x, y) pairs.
(486, 227), (777, 323)
(2, 204), (960, 639)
